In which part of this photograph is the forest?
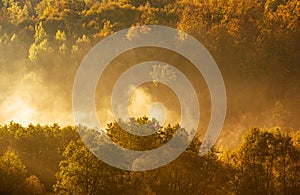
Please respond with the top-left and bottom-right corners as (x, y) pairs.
(0, 0), (299, 194)
(0, 121), (300, 194)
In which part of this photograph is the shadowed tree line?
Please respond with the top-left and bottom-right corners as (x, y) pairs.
(0, 119), (299, 194)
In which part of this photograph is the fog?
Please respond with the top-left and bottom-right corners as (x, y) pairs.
(0, 37), (299, 149)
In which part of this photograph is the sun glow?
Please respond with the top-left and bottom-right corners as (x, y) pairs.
(3, 98), (36, 125)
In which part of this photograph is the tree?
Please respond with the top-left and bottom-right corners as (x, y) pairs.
(28, 22), (52, 63)
(0, 151), (27, 194)
(94, 20), (114, 38)
(63, 0), (86, 34)
(24, 175), (45, 195)
(232, 127), (300, 194)
(54, 140), (120, 194)
(106, 117), (174, 150)
(7, 0), (23, 24)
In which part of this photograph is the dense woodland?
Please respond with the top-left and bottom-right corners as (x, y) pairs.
(0, 120), (299, 194)
(0, 0), (299, 194)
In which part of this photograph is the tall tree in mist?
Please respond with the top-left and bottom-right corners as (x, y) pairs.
(54, 139), (123, 195)
(231, 127), (300, 194)
(0, 151), (27, 194)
